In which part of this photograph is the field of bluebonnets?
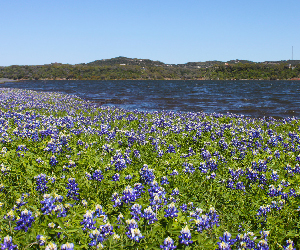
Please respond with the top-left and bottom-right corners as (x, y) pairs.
(0, 88), (299, 250)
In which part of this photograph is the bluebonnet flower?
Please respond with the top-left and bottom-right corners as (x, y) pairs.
(37, 235), (47, 246)
(66, 160), (76, 169)
(14, 209), (35, 232)
(105, 166), (111, 171)
(228, 168), (244, 181)
(130, 204), (142, 221)
(121, 186), (138, 204)
(16, 144), (28, 152)
(216, 232), (235, 250)
(85, 172), (92, 180)
(209, 172), (216, 179)
(158, 150), (164, 157)
(4, 210), (15, 221)
(257, 205), (271, 220)
(207, 207), (220, 228)
(201, 149), (211, 160)
(82, 199), (88, 207)
(207, 158), (218, 171)
(160, 237), (177, 250)
(274, 150), (280, 158)
(89, 223), (114, 246)
(170, 170), (179, 176)
(283, 239), (296, 250)
(61, 243), (74, 250)
(50, 176), (56, 183)
(77, 139), (84, 146)
(281, 192), (289, 200)
(113, 197), (123, 207)
(35, 174), (48, 194)
(94, 204), (107, 222)
(125, 219), (144, 242)
(256, 160), (268, 172)
(111, 151), (127, 171)
(270, 184), (282, 197)
(193, 215), (209, 232)
(150, 194), (164, 210)
(219, 139), (228, 150)
(178, 226), (193, 246)
(227, 179), (235, 189)
(54, 193), (64, 202)
(171, 188), (179, 196)
(133, 183), (145, 198)
(1, 164), (10, 175)
(166, 144), (176, 153)
(289, 188), (296, 198)
(66, 178), (79, 200)
(188, 202), (195, 210)
(246, 168), (259, 183)
(45, 242), (57, 250)
(81, 210), (96, 231)
(148, 182), (166, 210)
(182, 162), (195, 174)
(92, 170), (103, 182)
(142, 206), (158, 224)
(112, 173), (120, 181)
(293, 164), (300, 174)
(256, 240), (269, 250)
(199, 162), (208, 173)
(236, 181), (245, 191)
(1, 236), (18, 250)
(125, 174), (132, 180)
(63, 165), (69, 172)
(180, 204), (188, 213)
(15, 195), (28, 209)
(259, 174), (268, 187)
(281, 179), (290, 187)
(188, 147), (195, 155)
(253, 231), (270, 250)
(161, 176), (169, 185)
(260, 230), (269, 239)
(133, 149), (140, 158)
(41, 194), (56, 215)
(54, 204), (67, 218)
(164, 203), (179, 218)
(194, 207), (204, 217)
(234, 232), (256, 249)
(48, 222), (56, 228)
(102, 143), (114, 153)
(111, 192), (122, 207)
(117, 213), (124, 225)
(49, 155), (58, 166)
(139, 164), (155, 185)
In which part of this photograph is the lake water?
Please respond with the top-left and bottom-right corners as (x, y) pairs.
(2, 80), (300, 119)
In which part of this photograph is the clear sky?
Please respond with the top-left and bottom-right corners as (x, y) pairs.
(0, 0), (299, 66)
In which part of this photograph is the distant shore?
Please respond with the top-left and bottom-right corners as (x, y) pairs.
(1, 78), (300, 82)
(0, 78), (20, 84)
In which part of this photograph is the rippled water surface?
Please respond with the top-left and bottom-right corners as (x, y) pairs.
(2, 80), (300, 118)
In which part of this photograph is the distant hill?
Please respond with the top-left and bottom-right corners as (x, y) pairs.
(81, 57), (300, 69)
(84, 56), (165, 67)
(1, 57), (299, 81)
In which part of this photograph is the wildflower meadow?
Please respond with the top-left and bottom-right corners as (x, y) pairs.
(0, 88), (299, 249)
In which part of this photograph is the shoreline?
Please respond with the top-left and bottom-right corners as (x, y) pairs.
(0, 78), (20, 84)
(4, 78), (300, 81)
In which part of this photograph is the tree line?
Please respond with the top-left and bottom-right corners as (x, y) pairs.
(0, 62), (299, 80)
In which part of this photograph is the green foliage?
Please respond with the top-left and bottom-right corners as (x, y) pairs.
(1, 58), (300, 80)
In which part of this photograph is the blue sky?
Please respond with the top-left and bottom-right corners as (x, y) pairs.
(0, 0), (299, 66)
